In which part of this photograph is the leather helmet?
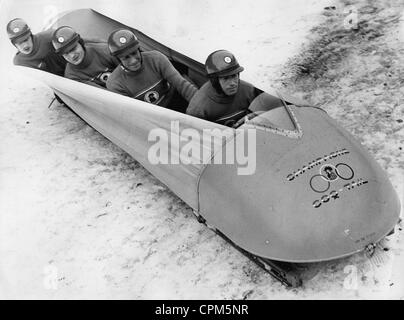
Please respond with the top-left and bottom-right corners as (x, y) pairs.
(108, 29), (140, 57)
(205, 50), (244, 78)
(7, 18), (32, 43)
(52, 26), (81, 54)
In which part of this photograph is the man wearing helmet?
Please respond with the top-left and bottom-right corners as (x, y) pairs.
(186, 50), (261, 124)
(52, 26), (119, 88)
(106, 29), (197, 108)
(7, 18), (66, 76)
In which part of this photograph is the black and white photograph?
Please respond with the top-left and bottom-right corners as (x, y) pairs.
(0, 0), (403, 301)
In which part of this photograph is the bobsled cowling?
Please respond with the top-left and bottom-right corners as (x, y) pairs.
(198, 105), (400, 262)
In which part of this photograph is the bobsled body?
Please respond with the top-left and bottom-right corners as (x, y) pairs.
(19, 8), (400, 263)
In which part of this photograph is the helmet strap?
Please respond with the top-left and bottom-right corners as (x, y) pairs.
(79, 39), (86, 56)
(210, 77), (225, 95)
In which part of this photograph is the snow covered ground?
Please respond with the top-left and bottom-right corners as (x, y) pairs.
(0, 0), (403, 299)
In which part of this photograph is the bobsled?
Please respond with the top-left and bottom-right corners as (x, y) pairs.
(18, 9), (401, 286)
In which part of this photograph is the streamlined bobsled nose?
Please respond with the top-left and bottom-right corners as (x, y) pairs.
(197, 107), (400, 262)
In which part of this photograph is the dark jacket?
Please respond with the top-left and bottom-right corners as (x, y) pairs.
(186, 80), (258, 122)
(107, 50), (197, 107)
(64, 40), (119, 88)
(13, 29), (66, 76)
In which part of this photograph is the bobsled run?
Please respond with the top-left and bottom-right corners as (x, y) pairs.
(17, 8), (401, 287)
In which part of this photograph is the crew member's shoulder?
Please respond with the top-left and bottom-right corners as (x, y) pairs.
(108, 65), (124, 80)
(64, 63), (75, 75)
(239, 79), (255, 89)
(189, 81), (211, 102)
(35, 29), (53, 41)
(13, 53), (23, 65)
(143, 50), (166, 57)
(196, 81), (211, 94)
(12, 51), (36, 66)
(31, 29), (54, 49)
(106, 66), (128, 93)
(142, 50), (170, 62)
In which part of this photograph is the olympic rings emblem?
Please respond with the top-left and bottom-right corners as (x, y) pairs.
(310, 163), (354, 193)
